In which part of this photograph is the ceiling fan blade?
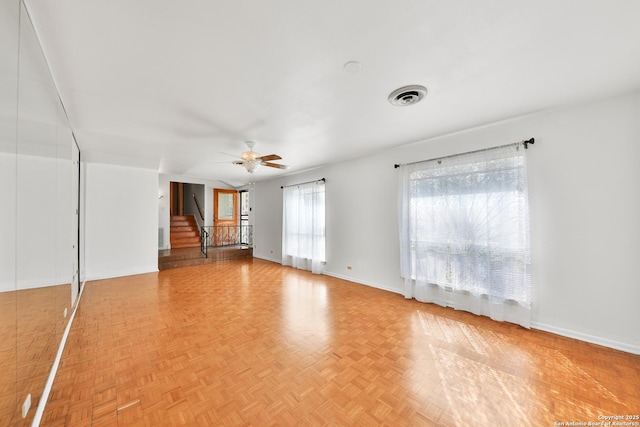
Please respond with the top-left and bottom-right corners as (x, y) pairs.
(257, 154), (282, 162)
(262, 162), (289, 170)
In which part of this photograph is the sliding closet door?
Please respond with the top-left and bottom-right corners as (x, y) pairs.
(0, 0), (19, 424)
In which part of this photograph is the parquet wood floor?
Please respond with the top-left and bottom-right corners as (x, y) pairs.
(42, 259), (640, 426)
(1, 284), (71, 426)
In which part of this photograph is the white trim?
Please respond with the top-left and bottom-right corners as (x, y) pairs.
(531, 321), (640, 355)
(322, 269), (640, 355)
(14, 279), (75, 290)
(252, 258), (403, 297)
(253, 258), (640, 355)
(252, 254), (281, 264)
(323, 271), (640, 355)
(322, 271), (403, 295)
(31, 280), (87, 426)
(85, 267), (159, 282)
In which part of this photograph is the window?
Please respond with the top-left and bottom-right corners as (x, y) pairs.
(399, 144), (531, 327)
(282, 181), (325, 274)
(239, 190), (250, 245)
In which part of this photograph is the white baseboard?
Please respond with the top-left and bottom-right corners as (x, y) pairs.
(85, 266), (159, 282)
(318, 270), (640, 356)
(252, 254), (281, 264)
(161, 254), (640, 356)
(323, 273), (640, 355)
(251, 259), (403, 296)
(531, 321), (640, 355)
(251, 258), (403, 296)
(16, 278), (73, 290)
(32, 280), (86, 426)
(26, 265), (638, 427)
(322, 271), (403, 295)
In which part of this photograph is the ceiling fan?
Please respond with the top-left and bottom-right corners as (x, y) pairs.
(233, 141), (289, 173)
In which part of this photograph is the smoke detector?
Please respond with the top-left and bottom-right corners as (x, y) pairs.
(388, 85), (427, 106)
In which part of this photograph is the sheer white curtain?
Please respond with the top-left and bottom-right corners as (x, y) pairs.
(398, 144), (532, 327)
(282, 181), (325, 274)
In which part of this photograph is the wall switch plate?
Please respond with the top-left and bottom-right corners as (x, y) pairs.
(22, 394), (31, 418)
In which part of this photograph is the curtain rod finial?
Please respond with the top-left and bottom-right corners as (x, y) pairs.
(523, 138), (535, 149)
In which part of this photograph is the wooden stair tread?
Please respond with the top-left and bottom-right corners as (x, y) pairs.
(171, 231), (199, 238)
(169, 215), (201, 249)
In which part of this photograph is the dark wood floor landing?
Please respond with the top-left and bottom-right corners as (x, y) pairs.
(158, 246), (253, 270)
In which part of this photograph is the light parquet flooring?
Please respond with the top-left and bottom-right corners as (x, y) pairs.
(1, 284), (71, 427)
(42, 259), (640, 426)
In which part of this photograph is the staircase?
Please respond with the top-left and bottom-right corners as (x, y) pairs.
(170, 215), (201, 249)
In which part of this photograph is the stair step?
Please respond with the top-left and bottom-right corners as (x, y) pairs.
(171, 227), (197, 234)
(171, 241), (201, 249)
(169, 215), (200, 249)
(171, 231), (199, 238)
(171, 236), (201, 243)
(170, 221), (195, 227)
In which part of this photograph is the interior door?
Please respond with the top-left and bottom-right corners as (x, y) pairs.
(213, 188), (238, 246)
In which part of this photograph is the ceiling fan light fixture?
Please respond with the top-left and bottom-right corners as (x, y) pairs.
(243, 160), (261, 173)
(233, 141), (288, 174)
(241, 150), (259, 161)
(388, 85), (427, 106)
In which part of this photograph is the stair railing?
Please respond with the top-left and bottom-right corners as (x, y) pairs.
(200, 227), (209, 258)
(192, 193), (204, 223)
(200, 225), (253, 248)
(192, 193), (208, 258)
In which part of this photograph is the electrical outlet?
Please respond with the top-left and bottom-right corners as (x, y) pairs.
(22, 394), (31, 418)
(64, 307), (68, 318)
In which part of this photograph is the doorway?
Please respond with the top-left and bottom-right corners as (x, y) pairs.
(169, 182), (184, 216)
(213, 188), (238, 246)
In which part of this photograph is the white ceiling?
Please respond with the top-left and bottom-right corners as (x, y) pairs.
(24, 0), (640, 187)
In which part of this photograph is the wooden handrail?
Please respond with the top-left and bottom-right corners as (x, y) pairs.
(192, 193), (204, 221)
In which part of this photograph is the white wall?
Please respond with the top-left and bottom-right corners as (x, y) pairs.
(56, 155), (73, 288)
(0, 153), (16, 292)
(85, 163), (158, 280)
(182, 182), (204, 225)
(12, 154), (72, 290)
(157, 174), (234, 249)
(253, 91), (640, 354)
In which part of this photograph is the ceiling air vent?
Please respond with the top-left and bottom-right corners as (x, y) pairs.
(388, 85), (427, 106)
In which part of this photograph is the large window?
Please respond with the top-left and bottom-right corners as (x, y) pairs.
(282, 180), (325, 274)
(398, 144), (531, 327)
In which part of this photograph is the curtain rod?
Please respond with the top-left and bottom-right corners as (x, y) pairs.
(281, 178), (325, 189)
(394, 138), (534, 169)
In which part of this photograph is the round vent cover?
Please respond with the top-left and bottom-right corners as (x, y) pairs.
(388, 85), (427, 106)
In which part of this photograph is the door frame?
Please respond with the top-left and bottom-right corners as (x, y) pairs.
(213, 188), (239, 246)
